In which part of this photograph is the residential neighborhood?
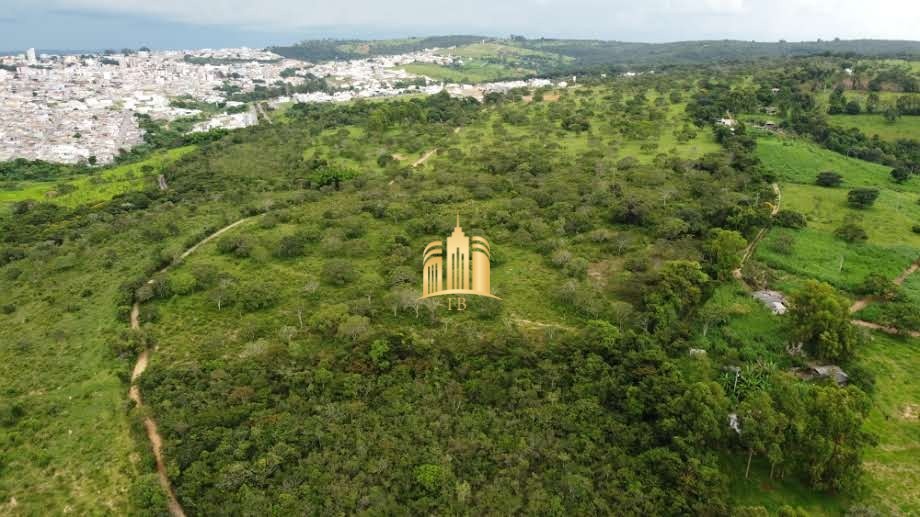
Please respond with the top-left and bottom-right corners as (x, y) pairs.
(0, 46), (563, 164)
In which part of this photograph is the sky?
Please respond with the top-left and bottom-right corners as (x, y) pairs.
(1, 0), (918, 51)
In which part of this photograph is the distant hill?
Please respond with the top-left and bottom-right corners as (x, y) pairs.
(271, 35), (487, 62)
(273, 36), (920, 70)
(517, 38), (920, 66)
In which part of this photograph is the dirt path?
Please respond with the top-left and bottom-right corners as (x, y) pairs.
(255, 102), (273, 125)
(412, 149), (437, 167)
(512, 317), (575, 331)
(730, 183), (917, 336)
(849, 259), (920, 313)
(127, 216), (253, 517)
(849, 258), (920, 336)
(733, 183), (781, 282)
(852, 319), (920, 338)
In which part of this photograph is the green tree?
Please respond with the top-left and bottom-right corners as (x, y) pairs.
(737, 390), (787, 479)
(337, 315), (370, 342)
(846, 188), (879, 209)
(883, 105), (899, 123)
(322, 259), (357, 286)
(890, 167), (911, 184)
(787, 280), (860, 362)
(800, 386), (875, 492)
(704, 228), (747, 279)
(834, 223), (868, 242)
(855, 273), (898, 300)
(643, 260), (710, 331)
(774, 209), (807, 229)
(865, 92), (880, 113)
(815, 171), (843, 187)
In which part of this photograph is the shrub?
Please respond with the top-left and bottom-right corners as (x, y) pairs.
(769, 234), (796, 255)
(216, 235), (251, 257)
(564, 257), (589, 278)
(168, 271), (199, 296)
(890, 167), (911, 184)
(322, 259), (357, 286)
(878, 302), (920, 334)
(0, 247), (26, 266)
(774, 210), (807, 229)
(616, 156), (639, 170)
(275, 234), (306, 258)
(238, 282), (280, 311)
(834, 223), (868, 242)
(415, 464), (448, 493)
(855, 273), (899, 299)
(846, 188), (879, 209)
(815, 171), (843, 187)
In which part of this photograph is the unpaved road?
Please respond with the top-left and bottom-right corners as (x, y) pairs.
(413, 149), (437, 167)
(849, 260), (919, 313)
(729, 184), (917, 336)
(733, 183), (780, 282)
(127, 216), (253, 517)
(852, 319), (920, 338)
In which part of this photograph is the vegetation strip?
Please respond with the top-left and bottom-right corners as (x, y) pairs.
(127, 217), (255, 516)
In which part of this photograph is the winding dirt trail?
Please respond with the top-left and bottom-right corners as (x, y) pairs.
(412, 149), (438, 167)
(848, 258), (920, 337)
(852, 319), (920, 338)
(127, 216), (253, 517)
(733, 183), (781, 283)
(733, 183), (918, 337)
(849, 260), (920, 314)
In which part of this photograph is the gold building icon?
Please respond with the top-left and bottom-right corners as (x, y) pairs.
(420, 215), (500, 300)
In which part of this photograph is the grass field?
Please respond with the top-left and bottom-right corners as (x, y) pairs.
(403, 62), (529, 83)
(828, 113), (920, 142)
(696, 284), (792, 363)
(780, 183), (920, 248)
(756, 136), (918, 193)
(441, 42), (564, 61)
(755, 135), (919, 293)
(858, 333), (920, 515)
(0, 146), (196, 208)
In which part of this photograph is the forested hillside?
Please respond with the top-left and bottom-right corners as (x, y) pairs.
(1, 55), (918, 515)
(273, 36), (920, 72)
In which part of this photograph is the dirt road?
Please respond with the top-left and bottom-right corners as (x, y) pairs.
(852, 319), (920, 338)
(849, 259), (920, 313)
(733, 183), (781, 282)
(413, 149), (437, 167)
(127, 216), (254, 517)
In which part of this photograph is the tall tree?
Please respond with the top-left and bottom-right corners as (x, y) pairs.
(787, 280), (860, 362)
(737, 390), (787, 479)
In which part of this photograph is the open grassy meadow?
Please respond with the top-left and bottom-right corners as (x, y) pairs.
(403, 62), (530, 83)
(858, 333), (920, 515)
(0, 146), (196, 209)
(754, 135), (919, 293)
(828, 113), (920, 142)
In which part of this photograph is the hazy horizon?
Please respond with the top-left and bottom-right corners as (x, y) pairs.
(2, 0), (919, 52)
